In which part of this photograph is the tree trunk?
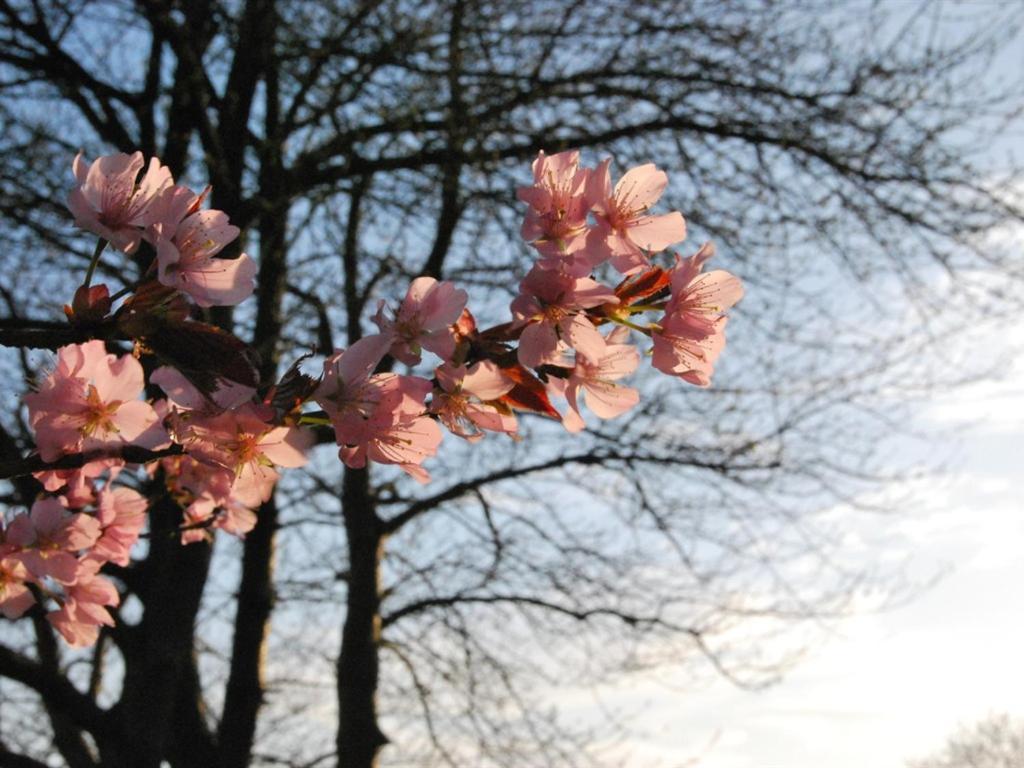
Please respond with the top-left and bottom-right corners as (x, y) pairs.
(336, 466), (388, 768)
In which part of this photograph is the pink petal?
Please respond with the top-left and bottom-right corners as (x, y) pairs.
(180, 253), (258, 307)
(337, 334), (392, 386)
(585, 158), (614, 215)
(561, 381), (586, 434)
(614, 163), (668, 212)
(582, 379), (639, 419)
(419, 281), (468, 330)
(562, 315), (606, 363)
(259, 426), (314, 468)
(61, 513), (102, 550)
(465, 404), (518, 436)
(626, 211), (686, 253)
(682, 270), (745, 313)
(111, 400), (169, 449)
(669, 242), (716, 293)
(517, 322), (560, 369)
(0, 579), (34, 619)
(99, 352), (145, 402)
(593, 343), (640, 380)
(178, 210), (239, 260)
(420, 327), (457, 362)
(461, 361), (514, 400)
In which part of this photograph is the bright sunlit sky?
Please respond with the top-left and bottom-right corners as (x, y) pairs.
(594, 328), (1024, 767)
(555, 6), (1024, 765)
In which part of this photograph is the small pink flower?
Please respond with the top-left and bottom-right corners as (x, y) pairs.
(25, 340), (170, 462)
(180, 495), (256, 544)
(651, 243), (743, 386)
(553, 327), (641, 433)
(34, 458), (120, 509)
(430, 362), (517, 442)
(47, 562), (119, 648)
(92, 486), (148, 566)
(511, 266), (617, 369)
(663, 243), (744, 333)
(6, 498), (101, 585)
(183, 405), (313, 507)
(154, 208), (257, 308)
(374, 278), (468, 365)
(67, 151), (173, 253)
(314, 334), (393, 420)
(587, 159), (687, 275)
(334, 375), (441, 483)
(160, 454), (258, 543)
(517, 150), (592, 258)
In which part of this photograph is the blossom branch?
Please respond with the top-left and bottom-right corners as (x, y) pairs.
(0, 445), (183, 481)
(0, 318), (122, 351)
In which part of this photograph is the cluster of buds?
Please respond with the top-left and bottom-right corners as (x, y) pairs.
(1, 147), (743, 646)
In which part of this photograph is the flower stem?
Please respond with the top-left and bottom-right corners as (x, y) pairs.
(609, 316), (652, 334)
(83, 238), (108, 288)
(298, 414), (333, 426)
(108, 283), (137, 303)
(628, 301), (667, 314)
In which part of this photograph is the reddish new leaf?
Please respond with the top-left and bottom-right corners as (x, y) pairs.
(263, 352), (320, 422)
(143, 320), (260, 396)
(496, 363), (561, 419)
(614, 266), (670, 305)
(115, 280), (190, 337)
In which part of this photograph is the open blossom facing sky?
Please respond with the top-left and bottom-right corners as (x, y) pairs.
(24, 340), (169, 462)
(587, 160), (687, 275)
(374, 277), (468, 365)
(152, 197), (257, 307)
(68, 151), (173, 254)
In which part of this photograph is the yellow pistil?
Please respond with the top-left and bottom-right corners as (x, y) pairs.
(80, 384), (122, 438)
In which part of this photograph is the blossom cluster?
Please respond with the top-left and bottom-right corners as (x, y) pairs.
(1, 485), (146, 646)
(69, 150), (256, 307)
(1, 147), (743, 647)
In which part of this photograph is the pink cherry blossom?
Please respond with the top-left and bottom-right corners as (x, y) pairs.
(553, 327), (641, 433)
(153, 208), (257, 307)
(373, 277), (468, 365)
(180, 495), (257, 544)
(334, 375), (441, 483)
(181, 405), (313, 507)
(92, 486), (148, 566)
(34, 458), (121, 509)
(314, 334), (392, 420)
(511, 266), (618, 369)
(67, 151), (173, 253)
(430, 362), (517, 442)
(5, 498), (101, 585)
(25, 340), (170, 462)
(517, 150), (592, 255)
(47, 561), (119, 647)
(651, 318), (728, 386)
(663, 243), (745, 334)
(159, 454), (256, 543)
(587, 159), (687, 275)
(651, 243), (743, 386)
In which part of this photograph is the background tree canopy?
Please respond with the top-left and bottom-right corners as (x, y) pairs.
(0, 1), (1021, 766)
